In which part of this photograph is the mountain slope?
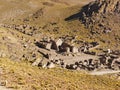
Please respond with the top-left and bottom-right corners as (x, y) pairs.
(0, 0), (93, 41)
(66, 0), (120, 50)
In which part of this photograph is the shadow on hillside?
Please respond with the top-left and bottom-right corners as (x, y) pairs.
(65, 1), (99, 22)
(65, 4), (89, 21)
(65, 12), (82, 21)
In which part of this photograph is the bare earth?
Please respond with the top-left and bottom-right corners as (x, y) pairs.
(0, 86), (13, 90)
(89, 70), (120, 75)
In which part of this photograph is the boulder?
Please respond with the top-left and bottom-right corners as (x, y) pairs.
(46, 43), (52, 50)
(71, 46), (78, 53)
(47, 62), (55, 69)
(32, 58), (42, 66)
(66, 47), (70, 53)
(51, 38), (63, 51)
(56, 39), (63, 47)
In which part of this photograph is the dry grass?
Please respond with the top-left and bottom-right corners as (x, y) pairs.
(0, 58), (120, 90)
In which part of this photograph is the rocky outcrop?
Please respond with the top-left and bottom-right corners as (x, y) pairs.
(82, 0), (120, 16)
(80, 0), (120, 35)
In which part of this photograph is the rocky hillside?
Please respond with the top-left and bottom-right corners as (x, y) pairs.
(0, 0), (93, 61)
(0, 27), (43, 62)
(82, 0), (120, 15)
(78, 0), (120, 49)
(0, 0), (120, 90)
(0, 0), (119, 61)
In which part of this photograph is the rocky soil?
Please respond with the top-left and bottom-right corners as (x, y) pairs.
(80, 0), (120, 46)
(0, 27), (42, 62)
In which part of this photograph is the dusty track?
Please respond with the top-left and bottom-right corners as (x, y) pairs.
(89, 70), (120, 75)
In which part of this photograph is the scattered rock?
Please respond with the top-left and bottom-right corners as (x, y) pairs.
(32, 58), (43, 66)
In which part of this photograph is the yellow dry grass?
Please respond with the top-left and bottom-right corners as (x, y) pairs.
(0, 58), (120, 90)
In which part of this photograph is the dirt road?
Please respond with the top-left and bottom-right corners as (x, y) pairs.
(89, 70), (120, 75)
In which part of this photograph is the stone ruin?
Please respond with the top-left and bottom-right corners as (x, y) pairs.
(36, 37), (99, 55)
(36, 38), (80, 53)
(33, 37), (120, 71)
(38, 51), (120, 71)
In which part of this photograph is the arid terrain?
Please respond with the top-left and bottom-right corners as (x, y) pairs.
(0, 0), (120, 90)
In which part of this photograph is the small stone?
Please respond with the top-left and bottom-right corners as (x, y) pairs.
(47, 62), (55, 69)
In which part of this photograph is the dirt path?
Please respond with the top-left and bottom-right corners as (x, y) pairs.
(0, 86), (13, 90)
(89, 70), (120, 75)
